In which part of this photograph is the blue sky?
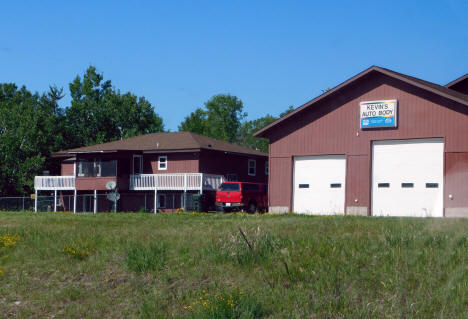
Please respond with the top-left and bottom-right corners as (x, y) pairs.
(1, 0), (467, 131)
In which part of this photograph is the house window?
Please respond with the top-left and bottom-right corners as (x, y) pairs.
(77, 159), (116, 177)
(158, 156), (167, 170)
(94, 159), (102, 177)
(158, 194), (166, 208)
(248, 159), (256, 176)
(265, 161), (269, 175)
(133, 155), (143, 174)
(77, 159), (91, 177)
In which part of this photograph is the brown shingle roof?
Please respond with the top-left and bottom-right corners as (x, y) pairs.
(254, 66), (468, 138)
(54, 132), (267, 157)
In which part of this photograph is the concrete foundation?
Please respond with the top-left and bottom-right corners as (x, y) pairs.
(346, 206), (368, 216)
(268, 206), (289, 214)
(445, 207), (468, 218)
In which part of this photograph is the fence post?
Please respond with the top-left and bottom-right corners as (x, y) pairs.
(154, 189), (158, 214)
(54, 190), (57, 212)
(22, 197), (25, 211)
(73, 190), (77, 214)
(94, 190), (97, 214)
(199, 173), (203, 194)
(34, 190), (38, 213)
(144, 193), (147, 212)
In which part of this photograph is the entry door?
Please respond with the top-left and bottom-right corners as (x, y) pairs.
(293, 155), (346, 215)
(372, 139), (444, 217)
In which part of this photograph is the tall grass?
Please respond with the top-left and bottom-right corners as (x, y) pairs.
(0, 212), (467, 318)
(125, 241), (167, 273)
(209, 227), (283, 265)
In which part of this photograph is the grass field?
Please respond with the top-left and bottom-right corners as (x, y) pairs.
(0, 211), (467, 318)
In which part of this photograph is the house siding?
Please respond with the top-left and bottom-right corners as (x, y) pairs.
(198, 150), (268, 183)
(145, 152), (199, 174)
(61, 162), (74, 176)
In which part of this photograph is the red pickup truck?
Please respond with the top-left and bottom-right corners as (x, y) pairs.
(215, 181), (268, 213)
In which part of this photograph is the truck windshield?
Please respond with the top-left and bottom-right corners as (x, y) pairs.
(219, 183), (240, 191)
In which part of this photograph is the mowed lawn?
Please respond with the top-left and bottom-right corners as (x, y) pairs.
(0, 212), (467, 318)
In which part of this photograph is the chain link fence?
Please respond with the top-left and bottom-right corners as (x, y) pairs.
(0, 192), (201, 213)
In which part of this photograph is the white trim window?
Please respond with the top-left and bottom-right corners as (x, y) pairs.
(77, 160), (86, 177)
(158, 156), (167, 170)
(158, 194), (166, 208)
(94, 159), (102, 177)
(265, 160), (269, 176)
(248, 159), (256, 176)
(133, 155), (143, 174)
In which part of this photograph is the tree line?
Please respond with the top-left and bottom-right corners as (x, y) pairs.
(0, 66), (293, 196)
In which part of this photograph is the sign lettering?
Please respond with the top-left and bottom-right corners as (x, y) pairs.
(360, 100), (397, 129)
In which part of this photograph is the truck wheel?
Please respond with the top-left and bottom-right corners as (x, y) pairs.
(248, 202), (257, 214)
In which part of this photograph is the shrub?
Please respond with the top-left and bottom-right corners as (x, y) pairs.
(125, 242), (167, 273)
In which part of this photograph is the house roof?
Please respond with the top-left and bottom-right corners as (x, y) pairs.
(445, 73), (468, 89)
(254, 66), (468, 138)
(54, 131), (267, 157)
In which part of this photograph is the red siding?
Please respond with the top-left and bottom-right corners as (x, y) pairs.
(76, 177), (118, 191)
(267, 72), (468, 211)
(61, 162), (74, 176)
(445, 152), (468, 207)
(145, 152), (199, 174)
(199, 150), (267, 183)
(268, 157), (292, 207)
(345, 155), (370, 208)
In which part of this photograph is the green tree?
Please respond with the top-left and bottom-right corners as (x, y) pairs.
(64, 66), (164, 148)
(279, 105), (295, 118)
(0, 84), (64, 195)
(178, 94), (246, 143)
(178, 107), (208, 136)
(238, 115), (277, 153)
(237, 105), (295, 153)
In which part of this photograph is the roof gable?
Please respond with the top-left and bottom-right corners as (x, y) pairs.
(445, 73), (468, 95)
(255, 66), (468, 138)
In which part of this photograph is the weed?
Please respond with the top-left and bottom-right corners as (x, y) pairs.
(125, 241), (167, 273)
(0, 234), (20, 249)
(184, 288), (266, 319)
(63, 246), (93, 260)
(210, 227), (282, 265)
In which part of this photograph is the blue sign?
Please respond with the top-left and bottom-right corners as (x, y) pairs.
(360, 100), (397, 129)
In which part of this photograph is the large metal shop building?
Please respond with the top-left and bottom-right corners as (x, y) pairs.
(255, 66), (468, 217)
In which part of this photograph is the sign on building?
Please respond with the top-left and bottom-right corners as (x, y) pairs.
(360, 100), (398, 129)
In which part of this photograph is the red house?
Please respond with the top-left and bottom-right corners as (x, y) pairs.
(34, 132), (268, 213)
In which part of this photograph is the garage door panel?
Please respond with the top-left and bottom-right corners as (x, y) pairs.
(293, 155), (346, 215)
(372, 139), (444, 217)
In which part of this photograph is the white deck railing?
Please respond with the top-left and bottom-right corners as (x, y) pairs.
(130, 173), (224, 191)
(34, 176), (76, 190)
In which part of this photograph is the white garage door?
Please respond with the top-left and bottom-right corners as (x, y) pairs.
(372, 139), (444, 217)
(293, 155), (346, 215)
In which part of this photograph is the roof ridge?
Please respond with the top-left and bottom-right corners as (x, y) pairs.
(184, 131), (204, 148)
